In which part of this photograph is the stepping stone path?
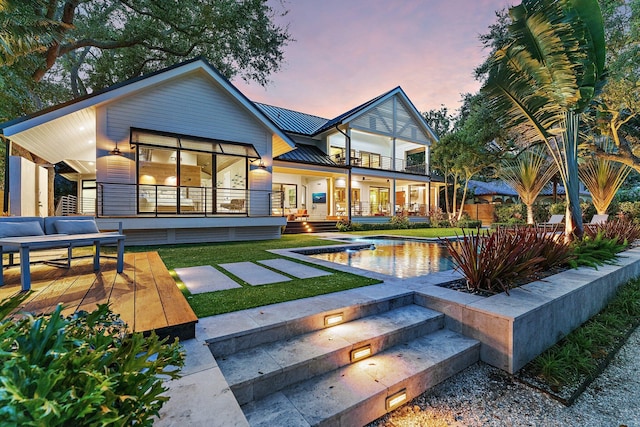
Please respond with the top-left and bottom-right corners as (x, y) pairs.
(257, 259), (332, 279)
(175, 266), (242, 294)
(219, 262), (292, 286)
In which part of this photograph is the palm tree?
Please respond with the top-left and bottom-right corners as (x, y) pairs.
(483, 0), (606, 239)
(579, 138), (632, 215)
(499, 147), (558, 224)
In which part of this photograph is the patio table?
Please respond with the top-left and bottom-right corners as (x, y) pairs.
(0, 232), (125, 291)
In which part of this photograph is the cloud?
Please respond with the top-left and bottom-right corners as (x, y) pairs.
(236, 0), (513, 117)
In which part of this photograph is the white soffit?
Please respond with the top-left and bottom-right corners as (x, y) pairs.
(8, 108), (96, 165)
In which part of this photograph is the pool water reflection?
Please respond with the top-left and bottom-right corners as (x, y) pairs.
(308, 238), (456, 278)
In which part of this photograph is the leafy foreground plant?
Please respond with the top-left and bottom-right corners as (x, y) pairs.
(523, 276), (640, 402)
(0, 295), (184, 426)
(569, 231), (627, 268)
(583, 218), (640, 245)
(442, 227), (574, 294)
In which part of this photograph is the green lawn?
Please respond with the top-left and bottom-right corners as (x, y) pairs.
(127, 228), (467, 317)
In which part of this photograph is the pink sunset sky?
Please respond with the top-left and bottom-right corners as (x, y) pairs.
(234, 0), (514, 119)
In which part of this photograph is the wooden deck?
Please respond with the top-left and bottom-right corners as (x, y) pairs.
(0, 251), (197, 340)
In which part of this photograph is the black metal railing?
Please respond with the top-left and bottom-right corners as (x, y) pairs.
(333, 150), (427, 175)
(97, 182), (281, 217)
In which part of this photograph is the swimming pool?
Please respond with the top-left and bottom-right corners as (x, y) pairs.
(301, 237), (456, 278)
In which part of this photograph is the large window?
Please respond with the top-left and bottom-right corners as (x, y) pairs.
(131, 129), (258, 214)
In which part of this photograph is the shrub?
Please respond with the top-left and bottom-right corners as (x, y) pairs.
(583, 218), (640, 247)
(0, 297), (184, 426)
(618, 201), (640, 223)
(570, 231), (627, 268)
(549, 202), (565, 215)
(389, 214), (410, 229)
(428, 208), (450, 227)
(457, 219), (482, 228)
(532, 203), (551, 224)
(581, 202), (596, 222)
(336, 218), (351, 231)
(494, 204), (525, 223)
(442, 227), (574, 294)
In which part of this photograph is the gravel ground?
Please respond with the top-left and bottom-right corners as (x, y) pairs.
(370, 327), (640, 427)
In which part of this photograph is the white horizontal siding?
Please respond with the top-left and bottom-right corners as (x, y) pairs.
(122, 226), (281, 245)
(105, 72), (271, 152)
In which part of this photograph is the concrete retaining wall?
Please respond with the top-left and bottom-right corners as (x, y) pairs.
(415, 247), (640, 373)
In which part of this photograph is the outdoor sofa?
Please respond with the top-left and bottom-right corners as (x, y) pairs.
(0, 216), (125, 290)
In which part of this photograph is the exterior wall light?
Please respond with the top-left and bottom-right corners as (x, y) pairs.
(385, 388), (407, 410)
(350, 344), (372, 362)
(109, 143), (122, 156)
(324, 312), (344, 326)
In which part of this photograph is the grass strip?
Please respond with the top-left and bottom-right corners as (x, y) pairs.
(517, 276), (640, 405)
(126, 228), (468, 317)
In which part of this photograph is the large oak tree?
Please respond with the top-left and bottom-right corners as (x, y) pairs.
(0, 0), (291, 121)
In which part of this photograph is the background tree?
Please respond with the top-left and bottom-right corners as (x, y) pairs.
(583, 0), (640, 171)
(423, 106), (455, 214)
(499, 147), (558, 224)
(483, 0), (606, 239)
(0, 0), (291, 121)
(579, 138), (632, 214)
(428, 93), (508, 220)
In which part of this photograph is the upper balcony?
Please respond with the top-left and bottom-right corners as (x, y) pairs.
(331, 149), (428, 175)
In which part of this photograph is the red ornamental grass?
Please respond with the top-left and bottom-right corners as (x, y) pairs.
(584, 218), (640, 247)
(443, 227), (573, 295)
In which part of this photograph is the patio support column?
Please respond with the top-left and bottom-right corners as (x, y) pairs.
(392, 137), (397, 171)
(427, 181), (431, 214)
(391, 179), (396, 216)
(347, 169), (352, 222)
(2, 137), (9, 213)
(47, 165), (55, 216)
(346, 128), (352, 222)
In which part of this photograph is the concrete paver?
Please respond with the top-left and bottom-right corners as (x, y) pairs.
(220, 261), (291, 286)
(257, 258), (332, 279)
(175, 265), (241, 294)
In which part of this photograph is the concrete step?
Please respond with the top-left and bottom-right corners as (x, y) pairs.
(217, 305), (444, 405)
(242, 328), (480, 427)
(207, 291), (415, 358)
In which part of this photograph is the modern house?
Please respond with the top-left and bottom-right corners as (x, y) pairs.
(1, 58), (441, 245)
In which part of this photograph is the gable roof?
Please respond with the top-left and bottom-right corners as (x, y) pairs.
(314, 87), (439, 143)
(315, 88), (395, 135)
(0, 57), (296, 165)
(255, 87), (439, 144)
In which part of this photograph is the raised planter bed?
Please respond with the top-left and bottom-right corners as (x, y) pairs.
(414, 247), (640, 374)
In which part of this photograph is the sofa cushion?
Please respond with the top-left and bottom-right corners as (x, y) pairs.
(0, 221), (45, 238)
(54, 219), (100, 234)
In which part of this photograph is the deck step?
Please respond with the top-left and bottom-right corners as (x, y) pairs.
(216, 305), (444, 405)
(242, 328), (480, 427)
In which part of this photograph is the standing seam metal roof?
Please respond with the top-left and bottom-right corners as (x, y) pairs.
(275, 143), (338, 166)
(254, 103), (329, 135)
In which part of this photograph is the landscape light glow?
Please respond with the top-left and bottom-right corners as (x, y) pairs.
(386, 389), (407, 410)
(350, 344), (372, 362)
(324, 313), (343, 326)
